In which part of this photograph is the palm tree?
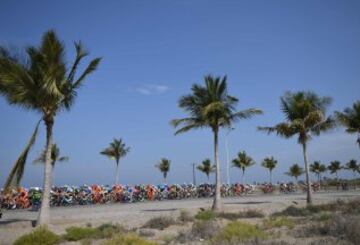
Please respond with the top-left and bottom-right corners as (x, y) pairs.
(33, 143), (69, 185)
(346, 159), (359, 189)
(171, 75), (262, 211)
(285, 164), (304, 182)
(34, 144), (69, 167)
(328, 161), (342, 179)
(310, 161), (327, 182)
(232, 151), (255, 184)
(335, 101), (360, 148)
(197, 159), (216, 181)
(261, 157), (277, 184)
(345, 159), (358, 179)
(100, 138), (130, 185)
(258, 91), (334, 205)
(155, 158), (171, 183)
(0, 30), (101, 225)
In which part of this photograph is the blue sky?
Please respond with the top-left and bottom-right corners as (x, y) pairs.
(0, 0), (359, 187)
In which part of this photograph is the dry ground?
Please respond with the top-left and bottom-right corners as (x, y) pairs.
(0, 190), (359, 245)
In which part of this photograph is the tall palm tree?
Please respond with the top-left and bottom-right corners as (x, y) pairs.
(258, 91), (334, 205)
(232, 151), (255, 184)
(33, 143), (69, 186)
(328, 161), (342, 179)
(197, 159), (215, 181)
(345, 159), (358, 179)
(155, 158), (171, 183)
(335, 101), (360, 148)
(100, 138), (130, 185)
(285, 164), (304, 182)
(261, 157), (277, 184)
(310, 161), (327, 182)
(171, 75), (262, 210)
(0, 30), (101, 225)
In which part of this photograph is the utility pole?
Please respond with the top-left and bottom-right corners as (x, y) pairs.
(192, 163), (196, 185)
(225, 128), (234, 185)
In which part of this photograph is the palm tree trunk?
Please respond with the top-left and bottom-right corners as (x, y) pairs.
(212, 128), (222, 211)
(302, 142), (312, 205)
(270, 170), (272, 184)
(242, 169), (245, 184)
(164, 173), (167, 184)
(115, 161), (120, 185)
(37, 117), (54, 226)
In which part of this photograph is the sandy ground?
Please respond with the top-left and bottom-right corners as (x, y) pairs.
(0, 190), (359, 245)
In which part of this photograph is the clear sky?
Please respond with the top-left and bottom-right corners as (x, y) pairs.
(0, 0), (359, 187)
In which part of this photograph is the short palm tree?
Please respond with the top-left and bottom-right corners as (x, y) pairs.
(328, 161), (342, 179)
(345, 159), (358, 179)
(171, 75), (262, 210)
(232, 151), (255, 184)
(285, 164), (304, 182)
(100, 138), (130, 185)
(155, 158), (171, 183)
(335, 101), (360, 148)
(310, 161), (327, 182)
(197, 159), (215, 181)
(0, 30), (101, 225)
(261, 157), (277, 184)
(258, 91), (334, 204)
(34, 143), (69, 167)
(33, 144), (69, 185)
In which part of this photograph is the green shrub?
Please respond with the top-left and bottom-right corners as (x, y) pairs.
(102, 233), (158, 245)
(195, 210), (216, 221)
(211, 221), (267, 244)
(263, 217), (295, 229)
(142, 216), (176, 230)
(14, 226), (60, 245)
(63, 226), (99, 241)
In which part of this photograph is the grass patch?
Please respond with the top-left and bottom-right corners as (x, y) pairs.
(311, 212), (333, 222)
(211, 221), (267, 244)
(102, 233), (158, 245)
(272, 199), (360, 218)
(192, 220), (220, 239)
(176, 220), (220, 243)
(178, 209), (194, 223)
(63, 223), (125, 241)
(217, 209), (265, 220)
(97, 223), (125, 238)
(195, 210), (216, 221)
(294, 214), (360, 244)
(272, 206), (310, 217)
(263, 217), (295, 230)
(63, 226), (99, 241)
(14, 226), (60, 245)
(142, 216), (176, 230)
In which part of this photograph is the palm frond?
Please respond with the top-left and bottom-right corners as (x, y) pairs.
(4, 120), (41, 191)
(231, 108), (263, 120)
(72, 57), (101, 89)
(67, 41), (89, 83)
